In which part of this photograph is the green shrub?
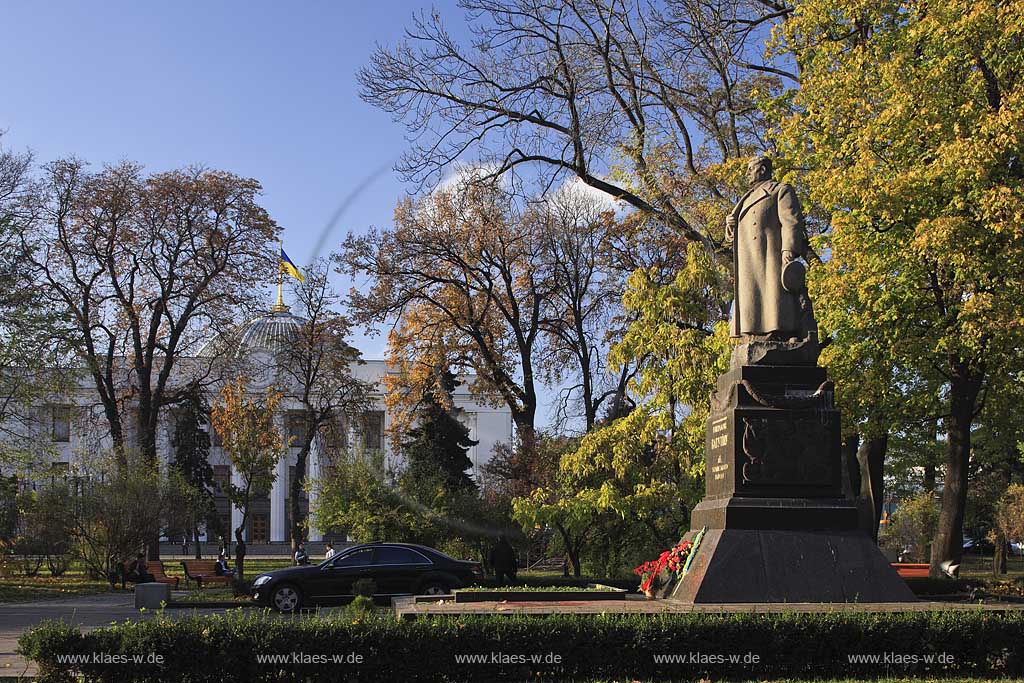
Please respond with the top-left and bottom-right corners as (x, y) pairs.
(18, 609), (1024, 682)
(345, 595), (375, 617)
(880, 492), (938, 562)
(351, 578), (376, 597)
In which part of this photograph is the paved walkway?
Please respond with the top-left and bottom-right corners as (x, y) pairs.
(0, 593), (237, 679)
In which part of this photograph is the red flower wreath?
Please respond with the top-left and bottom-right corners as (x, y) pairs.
(633, 540), (693, 593)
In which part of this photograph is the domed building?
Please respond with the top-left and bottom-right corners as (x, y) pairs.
(5, 296), (514, 552)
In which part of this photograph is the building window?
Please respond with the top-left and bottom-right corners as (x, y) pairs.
(251, 514), (269, 544)
(218, 511), (232, 539)
(213, 465), (230, 495)
(287, 411), (308, 445)
(324, 414), (348, 450)
(51, 406), (71, 443)
(360, 411), (384, 452)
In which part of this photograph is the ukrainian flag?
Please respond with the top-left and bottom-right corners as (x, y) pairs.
(280, 247), (305, 283)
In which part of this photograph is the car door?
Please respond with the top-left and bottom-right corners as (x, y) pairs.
(307, 547), (375, 601)
(369, 546), (434, 595)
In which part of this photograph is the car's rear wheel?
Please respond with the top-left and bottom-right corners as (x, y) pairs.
(271, 584), (302, 613)
(420, 581), (450, 596)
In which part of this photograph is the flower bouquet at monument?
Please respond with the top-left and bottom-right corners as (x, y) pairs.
(633, 540), (693, 598)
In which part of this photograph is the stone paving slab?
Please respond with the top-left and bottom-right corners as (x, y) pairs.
(0, 592), (242, 678)
(392, 594), (1024, 618)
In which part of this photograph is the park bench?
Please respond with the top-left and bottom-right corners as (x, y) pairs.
(891, 562), (930, 578)
(182, 559), (233, 588)
(117, 559), (180, 589)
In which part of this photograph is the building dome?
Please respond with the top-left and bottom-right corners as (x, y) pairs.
(235, 309), (306, 356)
(197, 306), (306, 359)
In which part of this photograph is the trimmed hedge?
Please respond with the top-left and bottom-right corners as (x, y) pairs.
(19, 609), (1024, 682)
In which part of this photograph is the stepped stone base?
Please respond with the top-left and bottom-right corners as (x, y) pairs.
(665, 528), (915, 603)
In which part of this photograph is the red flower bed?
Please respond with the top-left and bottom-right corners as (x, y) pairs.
(633, 540), (693, 593)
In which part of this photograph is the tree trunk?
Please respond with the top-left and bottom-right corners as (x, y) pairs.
(842, 433), (861, 500)
(554, 522), (582, 577)
(993, 536), (1008, 575)
(923, 464), (936, 493)
(234, 516), (248, 578)
(290, 432), (314, 553)
(568, 545), (582, 577)
(992, 457), (1013, 576)
(923, 419), (938, 492)
(193, 526), (202, 560)
(929, 363), (983, 579)
(857, 434), (888, 543)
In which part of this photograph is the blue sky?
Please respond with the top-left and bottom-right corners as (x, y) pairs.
(1, 0), (472, 359)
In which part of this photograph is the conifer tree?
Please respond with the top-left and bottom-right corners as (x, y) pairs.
(401, 370), (478, 497)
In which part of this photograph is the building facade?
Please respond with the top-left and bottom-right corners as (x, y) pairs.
(7, 305), (513, 545)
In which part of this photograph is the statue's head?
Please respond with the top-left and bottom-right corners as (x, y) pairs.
(746, 156), (773, 185)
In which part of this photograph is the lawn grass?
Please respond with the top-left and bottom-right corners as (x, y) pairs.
(959, 552), (1024, 579)
(0, 557), (293, 603)
(0, 569), (113, 603)
(173, 587), (250, 604)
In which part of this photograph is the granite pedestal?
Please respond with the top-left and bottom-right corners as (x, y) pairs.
(665, 364), (914, 603)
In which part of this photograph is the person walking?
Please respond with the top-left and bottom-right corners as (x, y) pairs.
(324, 542), (337, 560)
(489, 535), (518, 585)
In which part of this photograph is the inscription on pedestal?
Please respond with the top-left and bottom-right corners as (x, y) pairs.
(707, 415), (731, 486)
(705, 407), (840, 499)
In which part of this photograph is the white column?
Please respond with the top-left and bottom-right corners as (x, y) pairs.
(271, 456), (288, 543)
(230, 467), (245, 542)
(307, 437), (322, 542)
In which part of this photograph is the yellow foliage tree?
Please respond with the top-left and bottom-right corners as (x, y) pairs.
(210, 377), (288, 578)
(773, 0), (1024, 576)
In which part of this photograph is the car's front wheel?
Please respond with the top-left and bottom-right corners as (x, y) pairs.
(419, 581), (450, 596)
(271, 584), (302, 613)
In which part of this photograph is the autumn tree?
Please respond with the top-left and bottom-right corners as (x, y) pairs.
(210, 377), (288, 579)
(276, 260), (371, 552)
(359, 0), (792, 250)
(536, 186), (637, 432)
(343, 181), (548, 448)
(513, 243), (731, 571)
(990, 485), (1024, 575)
(23, 160), (279, 481)
(774, 0), (1024, 576)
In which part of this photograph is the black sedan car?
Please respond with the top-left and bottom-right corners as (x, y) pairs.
(251, 542), (483, 612)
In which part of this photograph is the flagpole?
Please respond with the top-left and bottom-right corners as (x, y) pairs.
(272, 239), (288, 313)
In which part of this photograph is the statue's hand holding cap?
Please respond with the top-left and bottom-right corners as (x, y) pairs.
(781, 258), (806, 293)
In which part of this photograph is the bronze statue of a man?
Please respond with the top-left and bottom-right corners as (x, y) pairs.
(725, 156), (816, 347)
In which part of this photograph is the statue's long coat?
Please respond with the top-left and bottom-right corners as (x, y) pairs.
(729, 180), (807, 338)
